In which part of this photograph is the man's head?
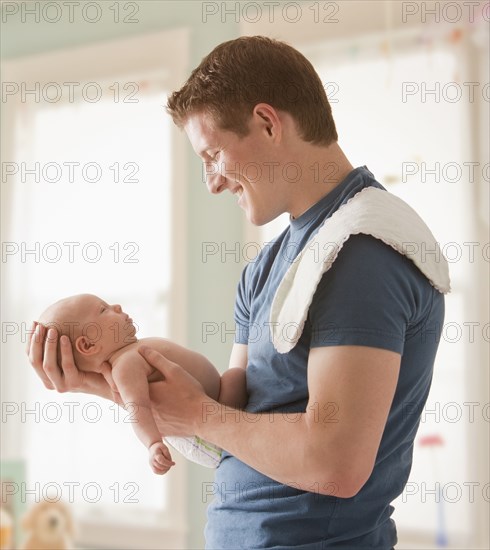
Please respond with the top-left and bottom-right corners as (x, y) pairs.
(166, 36), (342, 226)
(38, 294), (137, 371)
(166, 36), (337, 145)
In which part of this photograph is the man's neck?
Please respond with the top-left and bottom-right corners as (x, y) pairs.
(287, 141), (354, 220)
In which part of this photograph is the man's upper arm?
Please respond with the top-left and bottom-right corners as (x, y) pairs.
(306, 345), (401, 495)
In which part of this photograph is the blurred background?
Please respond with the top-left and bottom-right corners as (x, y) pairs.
(1, 1), (488, 549)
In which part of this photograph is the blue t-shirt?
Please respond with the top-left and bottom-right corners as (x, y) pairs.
(205, 166), (445, 549)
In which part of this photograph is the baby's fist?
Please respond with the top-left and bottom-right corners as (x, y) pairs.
(149, 441), (175, 475)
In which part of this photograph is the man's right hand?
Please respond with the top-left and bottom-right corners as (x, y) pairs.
(26, 322), (122, 404)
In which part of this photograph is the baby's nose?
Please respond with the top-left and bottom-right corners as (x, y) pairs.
(114, 304), (122, 313)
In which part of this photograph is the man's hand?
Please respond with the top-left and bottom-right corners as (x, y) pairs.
(26, 321), (122, 404)
(139, 345), (209, 437)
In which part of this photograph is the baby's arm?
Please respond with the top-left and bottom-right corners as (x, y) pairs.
(218, 367), (247, 409)
(217, 343), (248, 409)
(111, 353), (175, 475)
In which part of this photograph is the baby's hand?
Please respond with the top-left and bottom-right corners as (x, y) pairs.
(149, 441), (175, 475)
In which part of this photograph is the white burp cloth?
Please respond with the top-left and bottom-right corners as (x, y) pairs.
(164, 435), (223, 468)
(270, 187), (451, 354)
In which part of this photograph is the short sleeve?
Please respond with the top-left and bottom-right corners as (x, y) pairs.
(234, 263), (252, 344)
(308, 234), (420, 354)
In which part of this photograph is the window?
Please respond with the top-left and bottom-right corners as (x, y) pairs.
(20, 89), (172, 514)
(2, 29), (189, 548)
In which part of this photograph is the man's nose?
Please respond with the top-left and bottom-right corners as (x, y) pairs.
(204, 163), (227, 194)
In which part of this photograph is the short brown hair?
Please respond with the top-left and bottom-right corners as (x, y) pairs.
(166, 36), (338, 146)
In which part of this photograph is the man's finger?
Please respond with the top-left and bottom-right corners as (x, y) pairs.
(59, 335), (78, 384)
(139, 346), (177, 376)
(25, 321), (37, 355)
(29, 324), (55, 390)
(42, 328), (64, 388)
(28, 323), (43, 366)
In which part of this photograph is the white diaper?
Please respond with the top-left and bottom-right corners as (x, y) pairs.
(270, 186), (451, 354)
(164, 435), (222, 468)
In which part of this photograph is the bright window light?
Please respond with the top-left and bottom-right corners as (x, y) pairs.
(9, 90), (173, 519)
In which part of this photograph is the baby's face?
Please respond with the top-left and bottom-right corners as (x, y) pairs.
(45, 294), (137, 355)
(82, 294), (136, 351)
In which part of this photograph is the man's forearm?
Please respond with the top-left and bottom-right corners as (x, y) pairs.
(196, 402), (340, 496)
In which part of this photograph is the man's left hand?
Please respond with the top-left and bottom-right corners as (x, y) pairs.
(139, 345), (210, 437)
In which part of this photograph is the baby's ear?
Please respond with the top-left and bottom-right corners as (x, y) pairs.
(75, 335), (99, 356)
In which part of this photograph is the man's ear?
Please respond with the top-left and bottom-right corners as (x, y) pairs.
(75, 335), (99, 356)
(252, 103), (282, 141)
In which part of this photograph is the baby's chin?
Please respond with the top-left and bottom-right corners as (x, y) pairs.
(126, 325), (138, 340)
(125, 334), (138, 344)
(118, 332), (138, 347)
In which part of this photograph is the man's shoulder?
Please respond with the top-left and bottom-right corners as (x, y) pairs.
(326, 232), (436, 293)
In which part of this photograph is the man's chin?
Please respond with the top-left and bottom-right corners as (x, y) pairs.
(247, 211), (278, 227)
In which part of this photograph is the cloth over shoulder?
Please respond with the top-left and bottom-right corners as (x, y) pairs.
(270, 186), (451, 354)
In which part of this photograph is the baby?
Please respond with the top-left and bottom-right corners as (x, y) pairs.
(38, 294), (248, 474)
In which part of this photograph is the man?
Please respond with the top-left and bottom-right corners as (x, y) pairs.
(29, 36), (446, 548)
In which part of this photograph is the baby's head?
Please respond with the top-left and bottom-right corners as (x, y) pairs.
(38, 294), (137, 371)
